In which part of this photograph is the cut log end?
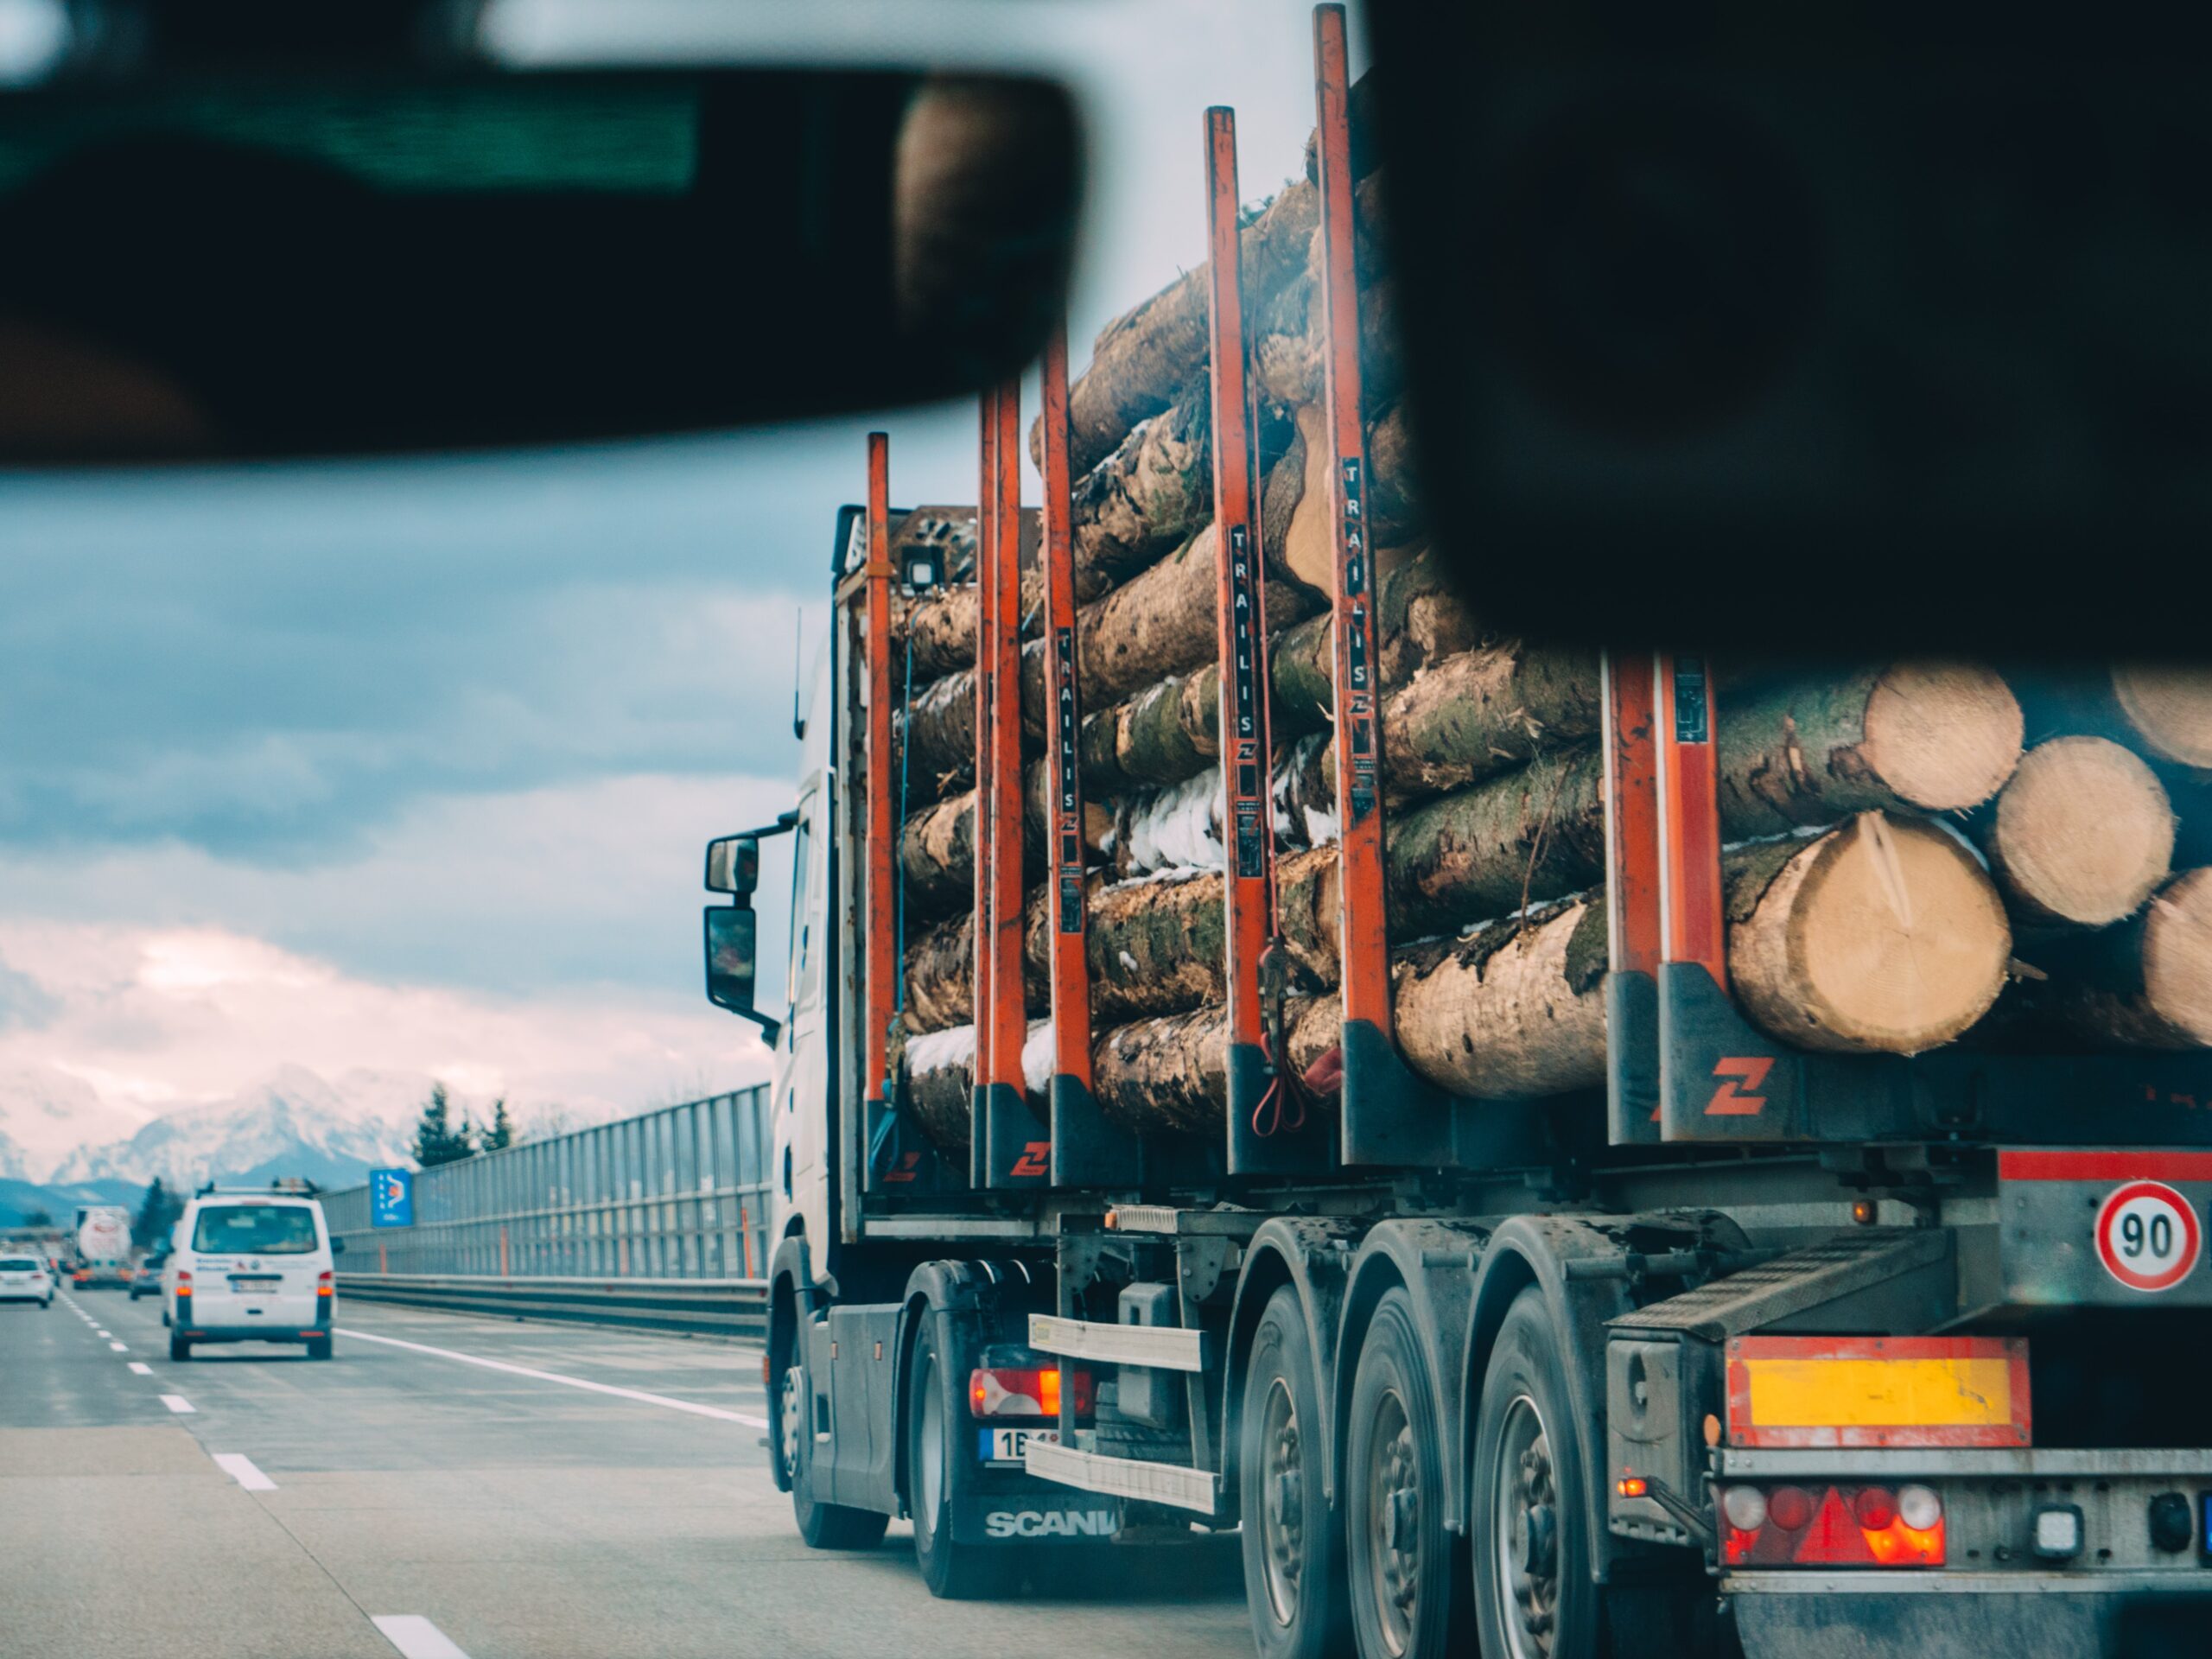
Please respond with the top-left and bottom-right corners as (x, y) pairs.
(1987, 736), (2174, 928)
(2142, 868), (2212, 1045)
(1730, 812), (2011, 1055)
(2112, 664), (2212, 771)
(1859, 662), (2024, 812)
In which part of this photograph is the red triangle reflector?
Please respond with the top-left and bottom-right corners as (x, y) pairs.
(1795, 1487), (1878, 1565)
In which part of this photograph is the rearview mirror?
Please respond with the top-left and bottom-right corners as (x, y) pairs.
(704, 904), (778, 1042)
(0, 63), (1079, 461)
(330, 1237), (346, 1255)
(704, 836), (760, 897)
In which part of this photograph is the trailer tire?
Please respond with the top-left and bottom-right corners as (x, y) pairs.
(788, 1332), (889, 1552)
(907, 1317), (1013, 1599)
(1473, 1287), (1599, 1659)
(1347, 1287), (1467, 1659)
(1240, 1286), (1351, 1659)
(168, 1333), (190, 1363)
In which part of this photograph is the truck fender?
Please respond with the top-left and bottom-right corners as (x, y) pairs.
(1332, 1218), (1493, 1535)
(1461, 1216), (1643, 1583)
(766, 1231), (821, 1494)
(1224, 1217), (1363, 1516)
(893, 1259), (1053, 1520)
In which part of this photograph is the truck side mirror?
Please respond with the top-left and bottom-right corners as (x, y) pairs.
(704, 905), (781, 1043)
(330, 1237), (346, 1255)
(705, 835), (760, 896)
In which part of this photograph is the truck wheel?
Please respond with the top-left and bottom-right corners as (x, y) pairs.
(906, 1318), (1010, 1599)
(168, 1333), (191, 1363)
(1347, 1287), (1466, 1659)
(1240, 1286), (1350, 1659)
(1473, 1287), (1599, 1659)
(787, 1332), (888, 1551)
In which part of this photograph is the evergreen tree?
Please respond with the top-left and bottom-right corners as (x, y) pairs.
(480, 1099), (513, 1153)
(131, 1178), (181, 1249)
(410, 1082), (475, 1167)
(22, 1206), (51, 1229)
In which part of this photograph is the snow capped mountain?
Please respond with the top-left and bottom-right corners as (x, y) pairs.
(37, 1064), (624, 1191)
(0, 1065), (151, 1182)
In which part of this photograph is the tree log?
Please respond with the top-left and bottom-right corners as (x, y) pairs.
(1727, 812), (2011, 1055)
(1068, 385), (1211, 601)
(1715, 663), (2023, 836)
(2008, 868), (2212, 1049)
(1387, 898), (1611, 1097)
(1381, 642), (1604, 801)
(1975, 736), (2175, 928)
(1389, 747), (1609, 938)
(898, 765), (1111, 919)
(893, 584), (980, 684)
(1092, 1004), (1238, 1137)
(893, 1020), (1051, 1153)
(1270, 542), (1482, 728)
(2111, 665), (2212, 772)
(1045, 178), (1320, 475)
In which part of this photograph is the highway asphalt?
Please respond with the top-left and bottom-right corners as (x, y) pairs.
(0, 1286), (1248, 1659)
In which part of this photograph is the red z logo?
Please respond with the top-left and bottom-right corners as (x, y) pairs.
(1705, 1057), (1774, 1116)
(883, 1152), (921, 1185)
(1008, 1142), (1052, 1179)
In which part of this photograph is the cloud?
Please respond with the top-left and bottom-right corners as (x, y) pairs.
(0, 919), (770, 1138)
(0, 955), (56, 1033)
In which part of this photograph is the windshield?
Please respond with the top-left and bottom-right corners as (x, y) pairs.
(189, 1205), (320, 1255)
(0, 1257), (38, 1271)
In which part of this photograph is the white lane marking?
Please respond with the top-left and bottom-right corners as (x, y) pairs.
(96, 1330), (110, 1338)
(160, 1394), (194, 1414)
(211, 1452), (276, 1491)
(109, 1341), (127, 1351)
(128, 1362), (153, 1376)
(335, 1328), (769, 1427)
(372, 1614), (473, 1658)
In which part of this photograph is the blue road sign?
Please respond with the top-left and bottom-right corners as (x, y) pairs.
(370, 1168), (414, 1229)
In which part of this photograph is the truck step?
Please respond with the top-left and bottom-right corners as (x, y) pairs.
(1024, 1440), (1218, 1516)
(1029, 1313), (1206, 1372)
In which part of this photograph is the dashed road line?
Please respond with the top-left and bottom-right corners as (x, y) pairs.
(159, 1394), (194, 1414)
(211, 1452), (276, 1491)
(372, 1614), (474, 1658)
(128, 1362), (152, 1375)
(109, 1340), (127, 1351)
(335, 1327), (769, 1427)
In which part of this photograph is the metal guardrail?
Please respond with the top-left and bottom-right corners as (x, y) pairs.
(326, 1087), (774, 1283)
(336, 1273), (768, 1341)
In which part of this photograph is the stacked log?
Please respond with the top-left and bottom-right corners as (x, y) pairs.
(880, 98), (2209, 1158)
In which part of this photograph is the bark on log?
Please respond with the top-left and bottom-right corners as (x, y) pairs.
(1092, 1004), (1238, 1137)
(2007, 868), (2212, 1048)
(894, 1020), (1051, 1153)
(1381, 642), (1604, 801)
(1389, 747), (1609, 938)
(893, 584), (981, 684)
(1270, 542), (1482, 727)
(1715, 663), (2024, 836)
(1069, 385), (1211, 601)
(1387, 898), (1611, 1098)
(1046, 178), (1321, 475)
(898, 765), (1111, 919)
(1726, 812), (2012, 1055)
(1975, 736), (2175, 929)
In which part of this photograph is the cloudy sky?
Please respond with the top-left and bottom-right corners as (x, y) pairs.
(0, 1), (1365, 1155)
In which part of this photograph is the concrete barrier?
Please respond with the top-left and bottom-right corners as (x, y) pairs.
(337, 1273), (768, 1341)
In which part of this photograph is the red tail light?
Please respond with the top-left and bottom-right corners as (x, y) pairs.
(175, 1269), (192, 1289)
(316, 1271), (334, 1298)
(1723, 1484), (1944, 1567)
(969, 1365), (1094, 1420)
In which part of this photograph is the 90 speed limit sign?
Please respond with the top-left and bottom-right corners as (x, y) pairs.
(2095, 1180), (2204, 1293)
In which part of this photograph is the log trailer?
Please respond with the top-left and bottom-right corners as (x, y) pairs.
(700, 12), (2212, 1656)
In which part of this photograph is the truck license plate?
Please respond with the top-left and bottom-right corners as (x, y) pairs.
(980, 1427), (1058, 1465)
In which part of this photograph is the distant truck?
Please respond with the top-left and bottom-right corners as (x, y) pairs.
(72, 1205), (132, 1289)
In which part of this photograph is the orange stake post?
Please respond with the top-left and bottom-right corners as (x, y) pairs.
(1040, 324), (1093, 1091)
(1656, 653), (1726, 990)
(1204, 107), (1287, 1173)
(969, 390), (999, 1185)
(862, 434), (895, 1117)
(1601, 650), (1664, 1145)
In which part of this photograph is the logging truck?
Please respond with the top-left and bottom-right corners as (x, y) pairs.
(700, 13), (2212, 1657)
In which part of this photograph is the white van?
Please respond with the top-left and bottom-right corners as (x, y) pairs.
(165, 1185), (340, 1362)
(0, 1254), (53, 1308)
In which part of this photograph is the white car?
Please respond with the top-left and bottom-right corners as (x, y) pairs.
(0, 1254), (54, 1307)
(165, 1189), (340, 1362)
